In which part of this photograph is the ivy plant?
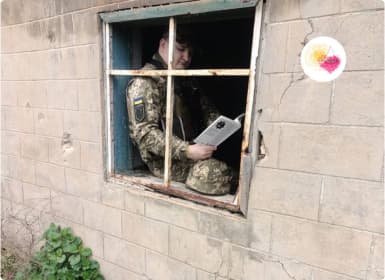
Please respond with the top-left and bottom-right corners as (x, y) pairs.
(16, 223), (104, 280)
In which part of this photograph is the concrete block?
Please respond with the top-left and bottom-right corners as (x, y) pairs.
(320, 177), (383, 233)
(247, 211), (272, 252)
(124, 190), (145, 215)
(97, 258), (146, 280)
(54, 0), (97, 14)
(102, 185), (125, 209)
(122, 212), (168, 254)
(83, 200), (121, 236)
(299, 0), (340, 18)
(46, 80), (78, 110)
(259, 74), (331, 123)
(227, 245), (264, 280)
(65, 168), (102, 202)
(3, 51), (55, 81)
(1, 0), (56, 25)
(58, 14), (76, 47)
(40, 17), (67, 49)
(34, 109), (64, 137)
(285, 20), (314, 73)
(271, 215), (372, 278)
(22, 183), (51, 211)
(367, 235), (384, 280)
(262, 23), (289, 73)
(312, 11), (384, 71)
(35, 162), (66, 192)
(145, 198), (199, 231)
(51, 191), (83, 224)
(48, 136), (81, 168)
(196, 270), (215, 280)
(2, 18), (59, 53)
(198, 211), (247, 245)
(64, 111), (101, 142)
(3, 107), (34, 133)
(56, 46), (100, 79)
(1, 178), (23, 203)
(268, 0), (301, 22)
(72, 11), (100, 45)
(80, 142), (103, 173)
(18, 157), (36, 184)
(1, 54), (26, 81)
(78, 80), (101, 112)
(250, 168), (321, 220)
(279, 125), (383, 180)
(332, 71), (384, 126)
(146, 250), (196, 280)
(1, 131), (20, 156)
(1, 82), (21, 106)
(263, 257), (359, 280)
(104, 234), (145, 274)
(17, 81), (47, 108)
(341, 0), (384, 13)
(169, 226), (224, 273)
(197, 211), (270, 251)
(0, 156), (29, 181)
(21, 135), (49, 161)
(63, 222), (104, 258)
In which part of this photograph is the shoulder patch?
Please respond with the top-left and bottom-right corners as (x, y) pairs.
(133, 97), (146, 123)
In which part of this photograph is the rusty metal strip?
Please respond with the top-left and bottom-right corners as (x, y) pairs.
(112, 174), (240, 212)
(108, 69), (250, 76)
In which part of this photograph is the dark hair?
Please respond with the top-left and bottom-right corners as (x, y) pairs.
(162, 26), (194, 48)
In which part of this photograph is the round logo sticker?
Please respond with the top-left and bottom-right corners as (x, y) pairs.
(301, 36), (346, 82)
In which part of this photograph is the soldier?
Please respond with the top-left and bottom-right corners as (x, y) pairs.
(126, 29), (234, 195)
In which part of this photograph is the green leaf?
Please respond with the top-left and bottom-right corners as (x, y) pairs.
(49, 240), (62, 249)
(63, 243), (78, 254)
(69, 254), (81, 266)
(57, 255), (66, 264)
(19, 223), (104, 280)
(47, 230), (61, 241)
(80, 247), (92, 257)
(15, 271), (25, 280)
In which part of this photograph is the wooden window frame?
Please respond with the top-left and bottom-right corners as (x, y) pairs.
(101, 0), (264, 214)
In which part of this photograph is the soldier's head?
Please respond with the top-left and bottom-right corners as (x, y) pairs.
(158, 28), (193, 69)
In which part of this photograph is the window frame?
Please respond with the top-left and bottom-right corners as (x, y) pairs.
(100, 0), (264, 214)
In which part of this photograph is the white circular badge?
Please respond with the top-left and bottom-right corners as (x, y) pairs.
(300, 36), (346, 82)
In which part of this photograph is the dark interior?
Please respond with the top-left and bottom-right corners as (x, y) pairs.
(112, 9), (254, 178)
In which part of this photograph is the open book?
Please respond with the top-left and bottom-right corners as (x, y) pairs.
(193, 113), (245, 146)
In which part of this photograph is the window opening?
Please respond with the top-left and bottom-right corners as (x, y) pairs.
(101, 0), (263, 213)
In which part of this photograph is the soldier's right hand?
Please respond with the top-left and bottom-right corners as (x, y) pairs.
(186, 144), (216, 160)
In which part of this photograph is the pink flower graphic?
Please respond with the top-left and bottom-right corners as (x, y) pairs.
(320, 55), (341, 73)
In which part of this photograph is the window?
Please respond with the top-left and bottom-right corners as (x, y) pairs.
(100, 0), (264, 214)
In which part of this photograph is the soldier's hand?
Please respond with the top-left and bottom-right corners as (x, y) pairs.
(186, 144), (216, 160)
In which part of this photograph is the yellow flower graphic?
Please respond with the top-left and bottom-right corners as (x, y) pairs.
(305, 44), (329, 68)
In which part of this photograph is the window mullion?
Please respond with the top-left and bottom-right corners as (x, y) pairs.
(104, 22), (113, 176)
(164, 17), (176, 187)
(234, 0), (263, 208)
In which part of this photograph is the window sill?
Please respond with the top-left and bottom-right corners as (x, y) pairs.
(108, 172), (240, 212)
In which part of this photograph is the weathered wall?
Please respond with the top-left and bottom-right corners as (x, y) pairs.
(1, 0), (383, 279)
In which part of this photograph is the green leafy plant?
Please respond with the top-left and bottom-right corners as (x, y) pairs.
(15, 223), (104, 280)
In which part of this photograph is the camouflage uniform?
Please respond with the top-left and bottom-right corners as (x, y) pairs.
(126, 53), (233, 195)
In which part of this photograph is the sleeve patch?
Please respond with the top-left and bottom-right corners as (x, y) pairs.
(134, 97), (146, 123)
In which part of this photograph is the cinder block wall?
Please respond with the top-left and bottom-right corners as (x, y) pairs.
(1, 0), (383, 279)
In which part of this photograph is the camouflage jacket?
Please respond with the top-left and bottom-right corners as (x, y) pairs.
(126, 53), (219, 177)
